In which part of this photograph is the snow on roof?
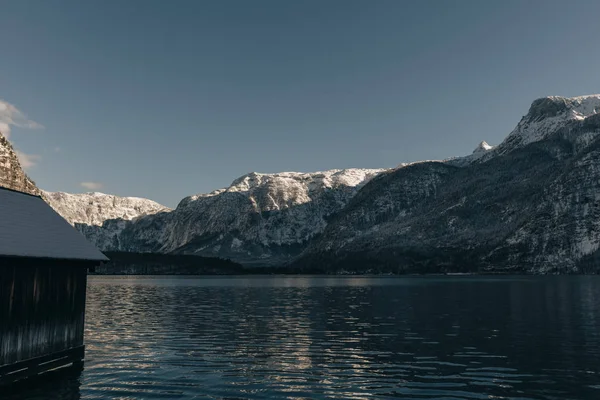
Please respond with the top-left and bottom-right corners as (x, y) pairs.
(0, 187), (108, 262)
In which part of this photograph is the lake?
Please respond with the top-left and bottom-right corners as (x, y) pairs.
(4, 275), (600, 399)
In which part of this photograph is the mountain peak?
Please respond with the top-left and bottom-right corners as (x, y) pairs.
(473, 141), (493, 154)
(526, 95), (600, 123)
(489, 94), (600, 157)
(0, 130), (40, 195)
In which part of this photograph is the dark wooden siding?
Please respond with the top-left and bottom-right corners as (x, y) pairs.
(0, 265), (87, 366)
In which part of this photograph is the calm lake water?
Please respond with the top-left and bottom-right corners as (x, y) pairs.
(5, 275), (600, 399)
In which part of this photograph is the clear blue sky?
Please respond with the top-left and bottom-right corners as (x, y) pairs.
(1, 0), (599, 207)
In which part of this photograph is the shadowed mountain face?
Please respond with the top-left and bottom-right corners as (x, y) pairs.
(294, 97), (600, 274)
(0, 132), (39, 195)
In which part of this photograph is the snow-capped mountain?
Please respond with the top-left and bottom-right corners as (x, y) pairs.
(0, 131), (39, 195)
(42, 191), (170, 227)
(446, 140), (496, 166)
(41, 191), (170, 250)
(295, 95), (600, 273)
(484, 95), (600, 159)
(166, 169), (384, 262)
(473, 140), (494, 153)
(73, 168), (386, 265)
(447, 95), (600, 168)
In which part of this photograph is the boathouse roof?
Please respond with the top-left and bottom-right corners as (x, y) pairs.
(0, 187), (108, 262)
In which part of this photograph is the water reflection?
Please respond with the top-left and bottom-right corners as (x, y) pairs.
(5, 276), (600, 399)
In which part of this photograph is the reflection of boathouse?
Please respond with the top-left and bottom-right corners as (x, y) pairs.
(0, 187), (107, 386)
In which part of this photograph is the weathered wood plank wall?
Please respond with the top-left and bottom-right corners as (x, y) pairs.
(0, 265), (87, 367)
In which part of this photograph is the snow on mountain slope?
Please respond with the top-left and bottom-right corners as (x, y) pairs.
(0, 131), (39, 195)
(42, 191), (170, 226)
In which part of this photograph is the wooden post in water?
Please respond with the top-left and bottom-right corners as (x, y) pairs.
(0, 187), (107, 386)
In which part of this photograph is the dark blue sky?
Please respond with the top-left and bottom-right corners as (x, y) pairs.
(2, 0), (599, 207)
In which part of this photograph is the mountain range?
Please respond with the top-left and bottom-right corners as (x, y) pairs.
(2, 94), (600, 273)
(42, 169), (384, 266)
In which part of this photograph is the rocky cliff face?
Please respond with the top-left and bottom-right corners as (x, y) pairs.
(295, 95), (600, 274)
(0, 131), (39, 195)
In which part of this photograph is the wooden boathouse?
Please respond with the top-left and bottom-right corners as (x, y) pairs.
(0, 187), (107, 386)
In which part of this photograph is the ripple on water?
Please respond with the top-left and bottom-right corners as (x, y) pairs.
(4, 275), (600, 399)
